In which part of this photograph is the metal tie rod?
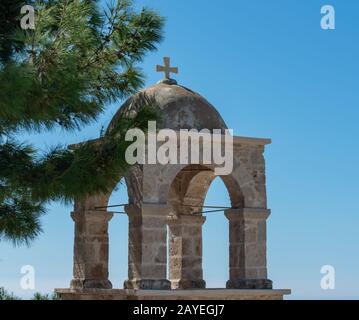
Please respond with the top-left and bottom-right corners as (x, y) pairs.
(95, 204), (231, 210)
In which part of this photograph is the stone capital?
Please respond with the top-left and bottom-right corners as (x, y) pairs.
(74, 194), (110, 211)
(124, 204), (141, 217)
(71, 210), (113, 223)
(142, 203), (170, 216)
(125, 203), (170, 218)
(167, 214), (206, 226)
(225, 208), (270, 221)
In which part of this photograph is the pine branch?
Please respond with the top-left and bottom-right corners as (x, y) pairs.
(0, 1), (165, 246)
(0, 0), (164, 133)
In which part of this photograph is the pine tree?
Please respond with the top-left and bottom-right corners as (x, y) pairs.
(0, 0), (164, 245)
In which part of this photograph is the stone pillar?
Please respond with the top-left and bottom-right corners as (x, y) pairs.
(124, 204), (171, 290)
(167, 215), (206, 289)
(225, 208), (272, 289)
(70, 210), (113, 289)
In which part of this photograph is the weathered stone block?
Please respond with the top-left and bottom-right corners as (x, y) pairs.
(226, 279), (273, 290)
(244, 242), (266, 268)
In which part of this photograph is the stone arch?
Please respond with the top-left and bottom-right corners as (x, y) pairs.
(167, 164), (244, 216)
(123, 165), (143, 206)
(62, 70), (277, 296)
(166, 164), (244, 289)
(70, 172), (132, 290)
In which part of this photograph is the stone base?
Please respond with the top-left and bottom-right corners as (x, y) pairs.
(226, 279), (273, 290)
(124, 279), (171, 290)
(55, 288), (291, 300)
(70, 279), (112, 290)
(171, 279), (206, 290)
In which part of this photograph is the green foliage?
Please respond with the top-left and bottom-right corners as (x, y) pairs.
(0, 287), (21, 300)
(1, 104), (160, 204)
(0, 287), (60, 300)
(1, 0), (164, 133)
(0, 0), (27, 63)
(0, 1), (164, 245)
(31, 291), (60, 300)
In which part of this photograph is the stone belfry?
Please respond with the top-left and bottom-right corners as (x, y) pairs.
(57, 58), (290, 300)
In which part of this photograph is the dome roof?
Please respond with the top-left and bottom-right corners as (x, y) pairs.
(108, 81), (227, 132)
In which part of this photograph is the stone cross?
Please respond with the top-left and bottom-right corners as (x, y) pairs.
(156, 57), (178, 79)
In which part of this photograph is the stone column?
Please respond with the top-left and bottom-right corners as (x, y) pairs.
(167, 215), (206, 289)
(124, 204), (171, 290)
(70, 210), (113, 289)
(225, 208), (272, 289)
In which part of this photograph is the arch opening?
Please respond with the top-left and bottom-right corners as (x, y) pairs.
(107, 178), (129, 289)
(166, 164), (243, 289)
(202, 177), (230, 288)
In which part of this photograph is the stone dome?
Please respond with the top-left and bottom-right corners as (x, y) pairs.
(108, 81), (227, 132)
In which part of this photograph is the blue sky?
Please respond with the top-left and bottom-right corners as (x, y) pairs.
(1, 0), (359, 299)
